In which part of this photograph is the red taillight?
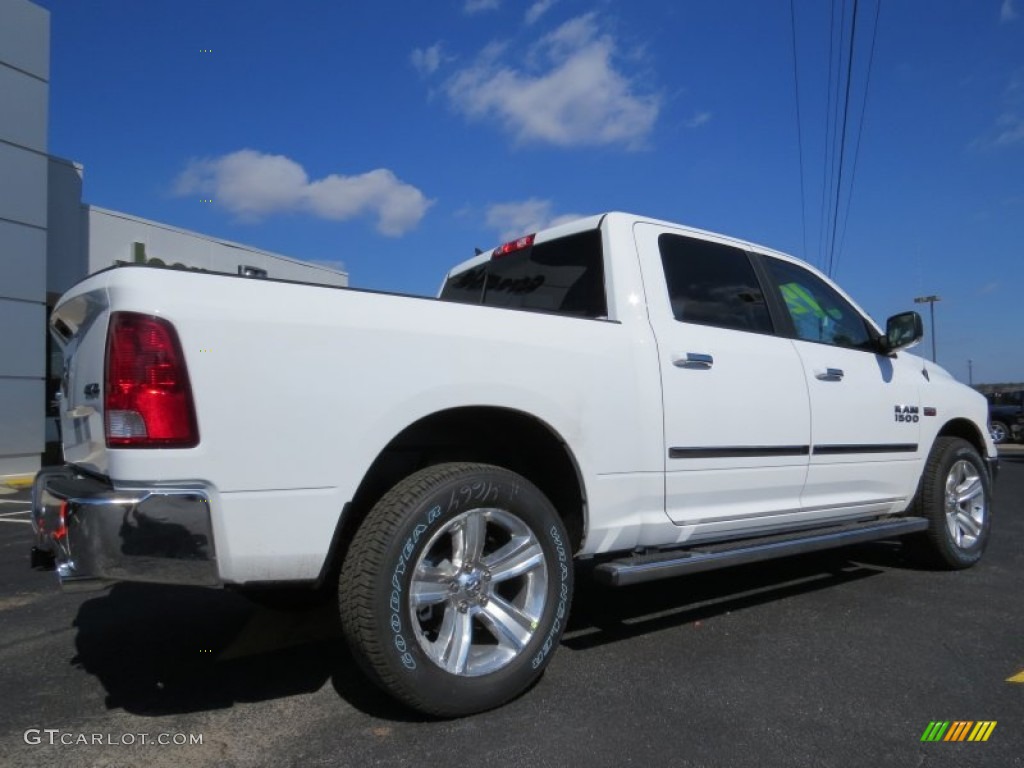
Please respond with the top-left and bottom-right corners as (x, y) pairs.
(492, 234), (535, 259)
(104, 312), (199, 448)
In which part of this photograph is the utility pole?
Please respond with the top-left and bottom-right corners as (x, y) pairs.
(968, 359), (974, 386)
(913, 295), (941, 362)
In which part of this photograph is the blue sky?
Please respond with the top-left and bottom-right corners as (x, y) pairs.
(36, 0), (1023, 383)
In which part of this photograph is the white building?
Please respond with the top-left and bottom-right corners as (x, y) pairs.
(0, 0), (347, 483)
(46, 155), (349, 296)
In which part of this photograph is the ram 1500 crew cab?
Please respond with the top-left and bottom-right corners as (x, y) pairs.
(31, 212), (997, 716)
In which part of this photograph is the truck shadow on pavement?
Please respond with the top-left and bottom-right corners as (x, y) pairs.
(69, 545), (897, 721)
(70, 584), (415, 721)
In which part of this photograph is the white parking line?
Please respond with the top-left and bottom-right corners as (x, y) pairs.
(0, 499), (30, 504)
(0, 510), (31, 517)
(0, 518), (31, 524)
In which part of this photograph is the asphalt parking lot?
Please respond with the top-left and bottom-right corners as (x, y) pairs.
(1, 453), (1021, 768)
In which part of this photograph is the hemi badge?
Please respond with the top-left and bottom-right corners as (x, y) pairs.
(923, 407), (937, 417)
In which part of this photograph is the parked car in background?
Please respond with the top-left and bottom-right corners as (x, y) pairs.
(986, 390), (1024, 444)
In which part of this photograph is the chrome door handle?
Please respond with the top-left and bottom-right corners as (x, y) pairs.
(815, 368), (844, 381)
(673, 352), (714, 369)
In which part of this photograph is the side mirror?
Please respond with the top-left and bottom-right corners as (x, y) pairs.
(882, 311), (924, 354)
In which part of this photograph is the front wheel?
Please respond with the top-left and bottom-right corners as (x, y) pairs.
(339, 462), (573, 717)
(989, 420), (1009, 445)
(906, 437), (992, 569)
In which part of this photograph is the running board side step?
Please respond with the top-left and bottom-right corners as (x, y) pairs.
(593, 517), (929, 587)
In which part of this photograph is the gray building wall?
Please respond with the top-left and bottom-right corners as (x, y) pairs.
(46, 157), (348, 296)
(0, 0), (49, 482)
(44, 157), (349, 297)
(84, 206), (348, 288)
(46, 155), (87, 299)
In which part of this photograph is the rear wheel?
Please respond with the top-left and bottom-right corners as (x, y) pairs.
(906, 437), (992, 569)
(989, 420), (1009, 445)
(339, 462), (573, 717)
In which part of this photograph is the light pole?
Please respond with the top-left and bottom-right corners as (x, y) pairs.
(913, 295), (941, 362)
(968, 359), (974, 386)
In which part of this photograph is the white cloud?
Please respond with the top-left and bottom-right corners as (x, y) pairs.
(411, 43), (445, 76)
(444, 13), (660, 148)
(525, 0), (556, 25)
(174, 150), (432, 236)
(484, 198), (583, 241)
(992, 113), (1024, 146)
(1001, 0), (1018, 22)
(977, 281), (1001, 295)
(1006, 68), (1024, 101)
(683, 111), (712, 128)
(970, 68), (1024, 150)
(464, 0), (500, 13)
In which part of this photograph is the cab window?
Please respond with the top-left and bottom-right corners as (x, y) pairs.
(763, 257), (874, 350)
(658, 234), (773, 334)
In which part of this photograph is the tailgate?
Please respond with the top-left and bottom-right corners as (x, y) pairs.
(50, 282), (111, 474)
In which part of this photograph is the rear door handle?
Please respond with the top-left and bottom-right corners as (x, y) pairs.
(815, 368), (844, 381)
(673, 352), (714, 370)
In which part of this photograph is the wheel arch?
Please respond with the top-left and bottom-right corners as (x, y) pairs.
(325, 406), (588, 584)
(935, 417), (987, 458)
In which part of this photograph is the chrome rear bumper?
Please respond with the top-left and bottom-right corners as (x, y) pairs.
(31, 467), (219, 590)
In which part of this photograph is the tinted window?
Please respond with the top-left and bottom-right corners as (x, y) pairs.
(657, 234), (773, 334)
(763, 257), (873, 350)
(988, 390), (1024, 407)
(440, 264), (487, 305)
(440, 230), (606, 318)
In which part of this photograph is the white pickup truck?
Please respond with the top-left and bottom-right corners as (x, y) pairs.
(32, 212), (997, 716)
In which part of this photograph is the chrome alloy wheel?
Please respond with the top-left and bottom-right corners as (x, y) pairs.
(408, 507), (548, 677)
(944, 459), (987, 549)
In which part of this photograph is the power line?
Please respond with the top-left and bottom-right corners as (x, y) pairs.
(827, 0), (861, 278)
(797, 0), (880, 275)
(833, 0), (881, 278)
(789, 0), (808, 262)
(816, 0), (840, 272)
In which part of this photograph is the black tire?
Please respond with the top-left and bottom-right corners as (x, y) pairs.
(338, 462), (573, 717)
(905, 437), (992, 569)
(989, 420), (1009, 445)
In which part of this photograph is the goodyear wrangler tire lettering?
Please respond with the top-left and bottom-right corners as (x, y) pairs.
(338, 462), (574, 717)
(533, 525), (570, 669)
(385, 514), (441, 672)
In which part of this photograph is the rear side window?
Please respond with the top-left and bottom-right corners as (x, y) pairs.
(440, 230), (607, 318)
(658, 233), (773, 334)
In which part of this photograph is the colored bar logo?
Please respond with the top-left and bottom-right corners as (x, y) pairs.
(921, 721), (997, 742)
